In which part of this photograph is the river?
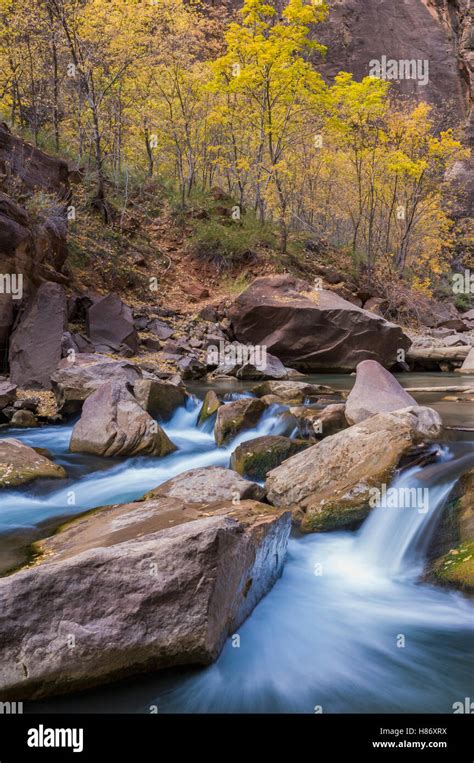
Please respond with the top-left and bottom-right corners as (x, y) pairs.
(1, 372), (473, 713)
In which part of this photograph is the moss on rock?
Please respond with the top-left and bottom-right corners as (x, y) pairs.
(230, 435), (309, 481)
(429, 542), (474, 595)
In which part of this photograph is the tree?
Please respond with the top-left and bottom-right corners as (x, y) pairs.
(210, 0), (329, 252)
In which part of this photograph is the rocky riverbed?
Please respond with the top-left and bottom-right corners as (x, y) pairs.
(0, 357), (473, 708)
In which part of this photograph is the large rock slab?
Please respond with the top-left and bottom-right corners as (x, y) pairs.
(150, 466), (266, 503)
(214, 397), (265, 446)
(345, 360), (417, 424)
(86, 293), (139, 356)
(0, 497), (290, 699)
(8, 283), (68, 389)
(69, 381), (176, 458)
(51, 354), (142, 415)
(229, 276), (411, 372)
(266, 406), (442, 532)
(0, 438), (66, 488)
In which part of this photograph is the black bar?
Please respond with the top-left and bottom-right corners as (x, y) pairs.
(0, 713), (471, 760)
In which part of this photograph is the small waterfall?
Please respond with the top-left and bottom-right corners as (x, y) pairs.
(0, 399), (288, 533)
(356, 449), (474, 579)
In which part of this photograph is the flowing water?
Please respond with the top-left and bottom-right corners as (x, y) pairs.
(1, 374), (473, 713)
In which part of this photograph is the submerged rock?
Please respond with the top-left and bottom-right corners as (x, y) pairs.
(230, 435), (309, 481)
(345, 360), (417, 424)
(0, 497), (290, 699)
(265, 407), (442, 532)
(214, 397), (265, 446)
(0, 438), (66, 488)
(69, 381), (176, 458)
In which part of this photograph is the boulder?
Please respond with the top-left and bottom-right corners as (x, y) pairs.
(148, 319), (174, 341)
(416, 298), (467, 332)
(229, 276), (411, 372)
(8, 283), (68, 390)
(151, 466), (266, 503)
(345, 360), (417, 425)
(51, 354), (142, 415)
(10, 410), (38, 428)
(86, 294), (139, 356)
(0, 497), (290, 699)
(214, 398), (265, 446)
(0, 438), (66, 488)
(210, 349), (290, 381)
(61, 331), (94, 356)
(0, 380), (16, 409)
(265, 406), (443, 532)
(69, 381), (176, 458)
(230, 435), (309, 481)
(234, 354), (290, 380)
(198, 390), (221, 425)
(141, 337), (162, 352)
(132, 378), (187, 421)
(290, 403), (348, 439)
(13, 397), (38, 413)
(199, 305), (218, 322)
(177, 356), (206, 379)
(459, 348), (474, 374)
